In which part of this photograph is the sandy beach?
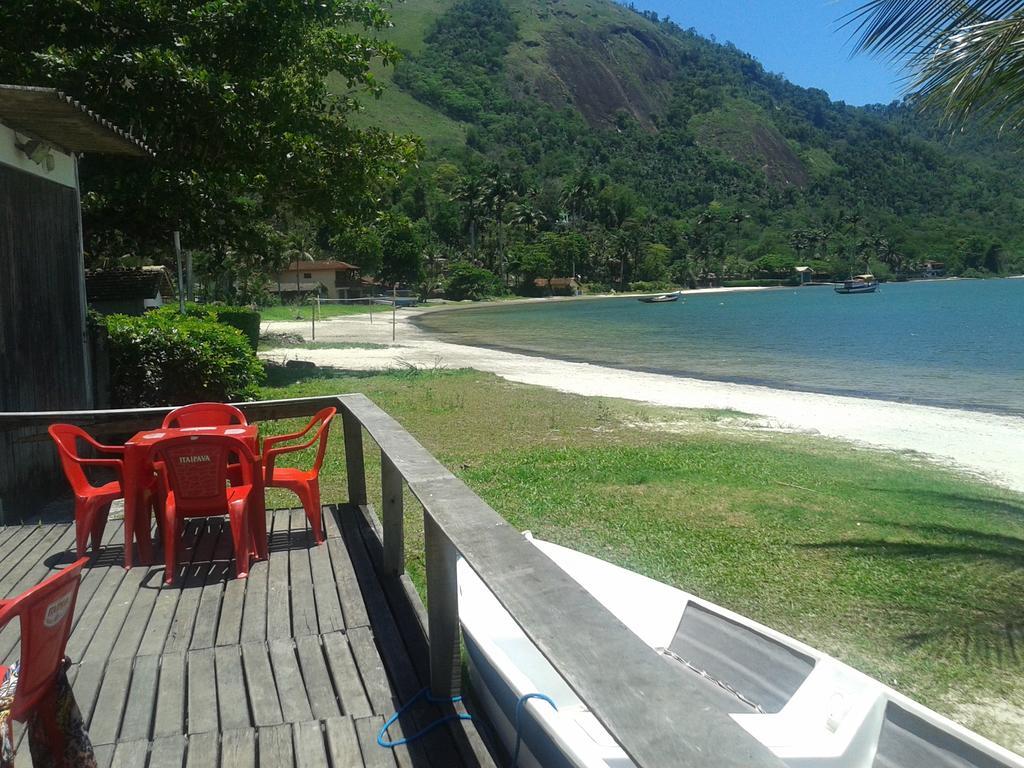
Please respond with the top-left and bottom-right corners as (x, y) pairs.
(263, 301), (1024, 494)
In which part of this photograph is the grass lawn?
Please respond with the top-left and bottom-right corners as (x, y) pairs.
(259, 367), (1024, 751)
(258, 304), (378, 322)
(259, 333), (386, 352)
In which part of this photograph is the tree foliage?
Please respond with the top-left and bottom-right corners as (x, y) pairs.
(0, 0), (419, 287)
(445, 262), (503, 300)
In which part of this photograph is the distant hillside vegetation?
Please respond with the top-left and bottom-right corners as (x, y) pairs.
(342, 0), (1024, 289)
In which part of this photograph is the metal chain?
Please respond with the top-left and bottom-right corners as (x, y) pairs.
(657, 647), (767, 714)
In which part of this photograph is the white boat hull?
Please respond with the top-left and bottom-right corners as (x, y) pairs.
(458, 534), (1024, 768)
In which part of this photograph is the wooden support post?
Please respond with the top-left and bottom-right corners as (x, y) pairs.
(381, 451), (404, 576)
(342, 410), (367, 507)
(424, 514), (461, 698)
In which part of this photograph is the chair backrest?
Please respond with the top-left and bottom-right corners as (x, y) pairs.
(152, 435), (257, 514)
(162, 402), (248, 429)
(309, 408), (336, 473)
(0, 557), (88, 721)
(48, 424), (104, 494)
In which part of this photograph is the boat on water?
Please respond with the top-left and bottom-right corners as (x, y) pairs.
(458, 534), (1024, 768)
(637, 292), (680, 303)
(834, 275), (879, 294)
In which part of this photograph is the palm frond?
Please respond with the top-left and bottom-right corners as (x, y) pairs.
(914, 12), (1024, 128)
(843, 0), (1024, 61)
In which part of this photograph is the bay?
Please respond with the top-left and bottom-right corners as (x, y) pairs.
(416, 279), (1024, 415)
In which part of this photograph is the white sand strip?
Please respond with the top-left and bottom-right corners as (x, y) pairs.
(263, 309), (1024, 493)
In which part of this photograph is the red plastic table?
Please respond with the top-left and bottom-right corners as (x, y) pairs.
(121, 425), (266, 569)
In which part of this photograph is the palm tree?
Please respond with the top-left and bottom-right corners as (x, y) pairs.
(480, 169), (520, 284)
(561, 169), (596, 229)
(847, 1), (1024, 129)
(454, 176), (487, 255)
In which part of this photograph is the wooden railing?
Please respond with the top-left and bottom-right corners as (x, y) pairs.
(0, 394), (784, 768)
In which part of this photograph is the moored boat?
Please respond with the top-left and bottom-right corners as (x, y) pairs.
(834, 275), (879, 294)
(458, 534), (1024, 768)
(637, 292), (679, 303)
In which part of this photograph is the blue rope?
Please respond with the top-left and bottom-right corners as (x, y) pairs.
(377, 687), (473, 748)
(511, 692), (558, 767)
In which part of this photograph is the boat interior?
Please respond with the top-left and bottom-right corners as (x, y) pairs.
(458, 536), (1023, 768)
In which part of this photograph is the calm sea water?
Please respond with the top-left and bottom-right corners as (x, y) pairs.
(417, 280), (1024, 415)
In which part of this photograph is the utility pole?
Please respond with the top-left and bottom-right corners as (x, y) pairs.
(174, 231), (185, 313)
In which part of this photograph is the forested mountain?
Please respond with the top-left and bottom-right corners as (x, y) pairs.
(345, 0), (1024, 291)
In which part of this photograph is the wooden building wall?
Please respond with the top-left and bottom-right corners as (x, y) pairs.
(0, 161), (91, 517)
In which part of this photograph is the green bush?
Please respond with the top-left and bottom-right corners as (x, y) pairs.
(445, 262), (502, 301)
(166, 302), (261, 350)
(102, 311), (265, 407)
(629, 280), (679, 293)
(213, 307), (261, 351)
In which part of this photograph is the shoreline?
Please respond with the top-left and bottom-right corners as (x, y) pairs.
(399, 332), (1024, 419)
(263, 308), (1024, 494)
(409, 284), (774, 314)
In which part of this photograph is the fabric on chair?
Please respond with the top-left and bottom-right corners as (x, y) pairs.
(0, 658), (96, 768)
(0, 663), (16, 768)
(27, 659), (96, 768)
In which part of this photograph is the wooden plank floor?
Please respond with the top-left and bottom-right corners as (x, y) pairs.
(0, 505), (496, 768)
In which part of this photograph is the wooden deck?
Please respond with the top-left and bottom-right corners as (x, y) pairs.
(0, 504), (496, 768)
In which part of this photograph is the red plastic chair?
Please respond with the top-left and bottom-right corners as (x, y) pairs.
(151, 434), (260, 585)
(162, 402), (247, 429)
(263, 407), (336, 545)
(0, 557), (89, 760)
(49, 424), (135, 558)
(163, 402), (248, 484)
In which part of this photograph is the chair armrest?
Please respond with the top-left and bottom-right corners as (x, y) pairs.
(78, 457), (124, 489)
(263, 430), (322, 476)
(78, 430), (125, 455)
(76, 458), (124, 471)
(262, 416), (318, 453)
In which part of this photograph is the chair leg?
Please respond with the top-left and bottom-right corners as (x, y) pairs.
(91, 500), (111, 553)
(163, 501), (179, 585)
(308, 483), (324, 545)
(294, 483), (324, 545)
(152, 495), (165, 544)
(123, 504), (135, 571)
(227, 500), (251, 580)
(74, 498), (93, 558)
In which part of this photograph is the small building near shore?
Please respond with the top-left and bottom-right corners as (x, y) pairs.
(271, 260), (368, 300)
(795, 266), (814, 284)
(922, 260), (945, 278)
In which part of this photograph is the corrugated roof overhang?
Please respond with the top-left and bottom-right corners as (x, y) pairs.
(0, 85), (152, 157)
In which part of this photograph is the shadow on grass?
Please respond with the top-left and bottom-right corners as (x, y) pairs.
(800, 527), (1024, 663)
(263, 361), (457, 388)
(801, 537), (1024, 567)
(263, 364), (386, 388)
(864, 486), (1024, 519)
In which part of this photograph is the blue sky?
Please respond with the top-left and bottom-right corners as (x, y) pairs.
(630, 0), (910, 106)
